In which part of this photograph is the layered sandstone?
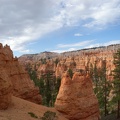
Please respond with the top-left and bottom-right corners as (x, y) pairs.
(0, 43), (41, 104)
(55, 72), (100, 120)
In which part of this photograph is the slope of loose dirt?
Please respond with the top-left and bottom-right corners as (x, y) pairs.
(0, 96), (67, 120)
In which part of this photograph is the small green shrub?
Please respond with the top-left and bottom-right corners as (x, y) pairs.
(41, 111), (57, 120)
(28, 112), (38, 118)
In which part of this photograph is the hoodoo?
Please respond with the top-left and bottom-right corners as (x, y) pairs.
(55, 71), (100, 120)
(0, 43), (41, 104)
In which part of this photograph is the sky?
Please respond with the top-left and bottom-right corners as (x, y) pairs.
(0, 0), (120, 57)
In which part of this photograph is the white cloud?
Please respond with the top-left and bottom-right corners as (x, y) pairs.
(82, 0), (120, 28)
(0, 0), (63, 53)
(19, 49), (31, 53)
(52, 40), (120, 53)
(51, 48), (77, 53)
(74, 33), (83, 37)
(0, 0), (120, 53)
(85, 40), (120, 48)
(52, 40), (94, 53)
(57, 40), (94, 48)
(104, 40), (120, 46)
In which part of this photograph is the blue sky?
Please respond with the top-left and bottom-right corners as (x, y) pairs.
(0, 0), (120, 57)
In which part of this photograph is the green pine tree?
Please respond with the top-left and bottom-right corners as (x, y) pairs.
(90, 61), (111, 116)
(39, 72), (61, 107)
(112, 49), (120, 118)
(67, 68), (73, 79)
(92, 62), (99, 94)
(26, 62), (61, 107)
(98, 60), (111, 116)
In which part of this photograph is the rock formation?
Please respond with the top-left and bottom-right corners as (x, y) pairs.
(0, 69), (12, 109)
(0, 43), (41, 104)
(55, 72), (100, 120)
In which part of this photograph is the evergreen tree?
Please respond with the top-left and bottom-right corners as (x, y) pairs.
(67, 68), (73, 79)
(39, 72), (61, 107)
(112, 49), (120, 118)
(89, 63), (93, 79)
(43, 73), (52, 107)
(39, 77), (45, 98)
(26, 62), (61, 107)
(98, 60), (111, 116)
(92, 62), (99, 94)
(54, 58), (59, 66)
(90, 61), (111, 116)
(55, 77), (61, 92)
(27, 66), (39, 86)
(41, 58), (47, 64)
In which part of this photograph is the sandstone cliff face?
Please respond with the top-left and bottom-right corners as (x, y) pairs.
(55, 72), (100, 120)
(0, 43), (41, 104)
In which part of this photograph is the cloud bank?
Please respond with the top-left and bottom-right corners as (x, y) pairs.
(0, 0), (120, 53)
(52, 40), (120, 53)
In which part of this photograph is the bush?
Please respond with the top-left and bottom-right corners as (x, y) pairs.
(28, 112), (38, 118)
(41, 111), (57, 120)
